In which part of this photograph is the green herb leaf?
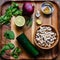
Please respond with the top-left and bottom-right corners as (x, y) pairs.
(7, 43), (15, 49)
(12, 2), (19, 8)
(3, 45), (10, 50)
(1, 43), (15, 52)
(12, 54), (18, 59)
(12, 8), (17, 13)
(11, 47), (21, 59)
(0, 43), (15, 56)
(26, 17), (32, 27)
(0, 50), (5, 56)
(0, 2), (22, 25)
(4, 30), (15, 40)
(13, 10), (22, 16)
(0, 45), (10, 56)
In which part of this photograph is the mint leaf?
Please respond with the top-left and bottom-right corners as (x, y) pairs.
(0, 50), (5, 56)
(3, 45), (10, 50)
(0, 45), (10, 56)
(11, 47), (21, 59)
(7, 43), (15, 49)
(26, 17), (32, 27)
(0, 43), (15, 56)
(12, 54), (18, 59)
(12, 2), (19, 8)
(4, 30), (15, 40)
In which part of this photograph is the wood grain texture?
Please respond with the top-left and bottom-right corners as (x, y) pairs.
(0, 0), (60, 60)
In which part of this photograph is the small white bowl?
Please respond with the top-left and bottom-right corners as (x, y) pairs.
(41, 2), (54, 15)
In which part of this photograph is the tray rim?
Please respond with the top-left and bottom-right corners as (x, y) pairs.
(0, 0), (59, 59)
(0, 0), (59, 7)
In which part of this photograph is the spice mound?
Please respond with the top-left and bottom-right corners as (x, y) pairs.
(35, 26), (57, 48)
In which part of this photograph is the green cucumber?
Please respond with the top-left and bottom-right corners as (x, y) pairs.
(16, 33), (39, 57)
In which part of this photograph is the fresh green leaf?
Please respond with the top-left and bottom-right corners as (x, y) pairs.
(1, 43), (14, 51)
(0, 43), (21, 59)
(0, 45), (10, 56)
(12, 8), (17, 13)
(12, 47), (21, 55)
(12, 53), (18, 59)
(13, 10), (22, 16)
(0, 2), (22, 25)
(0, 16), (4, 23)
(26, 17), (32, 27)
(4, 21), (10, 25)
(12, 2), (19, 8)
(4, 30), (15, 40)
(0, 43), (15, 56)
(5, 12), (12, 17)
(26, 19), (29, 25)
(11, 47), (21, 59)
(28, 19), (32, 27)
(4, 15), (11, 21)
(6, 6), (13, 12)
(0, 15), (11, 25)
(0, 50), (5, 56)
(7, 43), (15, 49)
(3, 45), (10, 50)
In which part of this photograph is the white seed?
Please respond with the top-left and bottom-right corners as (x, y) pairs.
(39, 39), (43, 43)
(49, 41), (54, 44)
(36, 33), (39, 36)
(41, 43), (45, 46)
(36, 38), (40, 41)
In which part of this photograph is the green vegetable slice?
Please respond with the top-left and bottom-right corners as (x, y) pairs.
(4, 30), (15, 40)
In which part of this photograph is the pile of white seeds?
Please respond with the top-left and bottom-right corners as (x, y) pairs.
(35, 26), (57, 48)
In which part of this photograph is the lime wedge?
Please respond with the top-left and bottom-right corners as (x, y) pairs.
(14, 16), (25, 27)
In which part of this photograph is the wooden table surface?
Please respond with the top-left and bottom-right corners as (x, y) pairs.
(0, 0), (60, 60)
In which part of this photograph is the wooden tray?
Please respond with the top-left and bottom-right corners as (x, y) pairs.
(0, 0), (59, 60)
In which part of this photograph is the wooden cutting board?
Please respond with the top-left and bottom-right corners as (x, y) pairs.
(0, 0), (59, 60)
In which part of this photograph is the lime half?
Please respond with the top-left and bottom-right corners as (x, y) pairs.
(14, 16), (25, 27)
